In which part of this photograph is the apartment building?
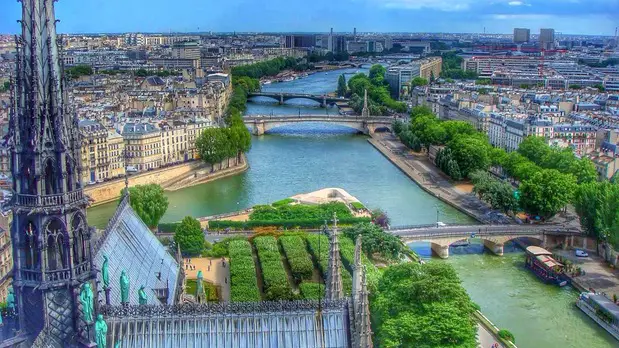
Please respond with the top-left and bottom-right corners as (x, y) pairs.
(108, 130), (125, 179)
(160, 121), (189, 165)
(0, 213), (13, 302)
(80, 120), (110, 184)
(122, 123), (162, 171)
(0, 145), (9, 176)
(385, 57), (442, 99)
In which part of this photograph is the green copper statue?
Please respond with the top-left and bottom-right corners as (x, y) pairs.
(138, 285), (147, 305)
(120, 270), (129, 304)
(102, 255), (110, 288)
(196, 271), (206, 303)
(79, 283), (94, 323)
(6, 288), (15, 312)
(95, 314), (108, 348)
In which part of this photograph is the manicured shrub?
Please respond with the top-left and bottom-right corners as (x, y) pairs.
(279, 236), (314, 283)
(250, 202), (353, 221)
(300, 282), (324, 300)
(228, 240), (260, 302)
(498, 329), (515, 343)
(351, 202), (365, 210)
(339, 236), (381, 292)
(306, 234), (352, 294)
(209, 217), (371, 230)
(272, 198), (294, 207)
(253, 237), (295, 300)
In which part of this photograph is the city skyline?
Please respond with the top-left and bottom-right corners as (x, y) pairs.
(1, 0), (618, 36)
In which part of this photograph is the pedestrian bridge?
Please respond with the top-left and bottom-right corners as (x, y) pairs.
(388, 224), (583, 258)
(248, 92), (349, 107)
(243, 115), (394, 135)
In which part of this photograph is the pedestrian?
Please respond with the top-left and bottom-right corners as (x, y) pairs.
(208, 265), (211, 272)
(209, 259), (212, 266)
(225, 277), (228, 284)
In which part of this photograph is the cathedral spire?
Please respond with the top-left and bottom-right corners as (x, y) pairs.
(355, 267), (373, 348)
(351, 235), (363, 300)
(361, 89), (370, 118)
(325, 212), (343, 300)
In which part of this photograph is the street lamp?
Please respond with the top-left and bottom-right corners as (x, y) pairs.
(434, 204), (440, 227)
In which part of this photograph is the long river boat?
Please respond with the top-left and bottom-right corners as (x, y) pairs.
(577, 292), (619, 341)
(524, 246), (569, 287)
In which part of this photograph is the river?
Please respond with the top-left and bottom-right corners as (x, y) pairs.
(87, 68), (615, 347)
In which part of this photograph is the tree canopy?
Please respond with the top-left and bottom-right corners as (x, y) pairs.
(519, 169), (577, 219)
(123, 184), (169, 228)
(574, 181), (619, 249)
(337, 74), (347, 97)
(342, 222), (403, 260)
(372, 262), (477, 348)
(174, 216), (204, 256)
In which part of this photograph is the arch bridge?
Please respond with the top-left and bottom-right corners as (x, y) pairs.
(389, 224), (583, 258)
(248, 92), (349, 107)
(244, 115), (394, 136)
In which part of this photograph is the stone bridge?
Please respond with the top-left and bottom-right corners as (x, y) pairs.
(243, 115), (394, 136)
(389, 224), (583, 258)
(248, 92), (349, 107)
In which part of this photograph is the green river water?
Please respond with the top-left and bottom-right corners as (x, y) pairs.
(87, 68), (615, 347)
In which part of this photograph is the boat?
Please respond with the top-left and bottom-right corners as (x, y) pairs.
(524, 246), (569, 287)
(576, 292), (619, 341)
(262, 80), (272, 85)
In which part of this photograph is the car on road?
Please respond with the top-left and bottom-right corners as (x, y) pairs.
(575, 249), (589, 257)
(436, 222), (447, 227)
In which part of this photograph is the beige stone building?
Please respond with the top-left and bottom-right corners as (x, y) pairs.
(0, 145), (10, 176)
(80, 120), (110, 184)
(0, 213), (13, 302)
(160, 121), (188, 165)
(122, 123), (162, 171)
(107, 130), (126, 179)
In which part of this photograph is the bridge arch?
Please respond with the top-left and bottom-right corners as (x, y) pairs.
(263, 121), (367, 134)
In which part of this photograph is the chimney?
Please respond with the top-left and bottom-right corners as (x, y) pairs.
(330, 28), (333, 36)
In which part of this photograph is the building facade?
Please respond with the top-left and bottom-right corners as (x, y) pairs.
(0, 214), (12, 303)
(122, 123), (162, 171)
(513, 28), (531, 44)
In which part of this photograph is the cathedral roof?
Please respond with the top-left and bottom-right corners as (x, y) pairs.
(93, 197), (179, 305)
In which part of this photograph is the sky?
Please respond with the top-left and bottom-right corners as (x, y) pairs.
(1, 0), (618, 35)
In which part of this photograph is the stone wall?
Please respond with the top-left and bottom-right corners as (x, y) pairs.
(84, 161), (203, 206)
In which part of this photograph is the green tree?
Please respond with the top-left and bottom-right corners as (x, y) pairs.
(372, 262), (477, 348)
(174, 216), (204, 256)
(447, 135), (491, 178)
(411, 77), (428, 87)
(0, 81), (9, 92)
(342, 223), (402, 260)
(574, 181), (619, 250)
(369, 64), (386, 80)
(336, 74), (347, 97)
(519, 169), (576, 218)
(196, 128), (228, 171)
(518, 136), (551, 164)
(410, 105), (433, 119)
(134, 69), (148, 77)
(124, 184), (169, 228)
(66, 65), (93, 79)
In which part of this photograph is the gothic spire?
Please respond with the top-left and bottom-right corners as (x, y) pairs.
(351, 234), (363, 300)
(361, 89), (370, 118)
(325, 212), (344, 300)
(355, 267), (373, 348)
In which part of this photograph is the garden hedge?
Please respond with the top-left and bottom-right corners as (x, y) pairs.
(253, 236), (295, 300)
(158, 222), (181, 233)
(209, 217), (371, 230)
(228, 240), (261, 302)
(250, 202), (353, 221)
(306, 234), (352, 294)
(300, 282), (325, 300)
(279, 236), (314, 283)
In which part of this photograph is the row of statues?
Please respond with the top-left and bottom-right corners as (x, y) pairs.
(77, 255), (147, 347)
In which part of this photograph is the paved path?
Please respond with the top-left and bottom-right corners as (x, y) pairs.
(183, 257), (230, 301)
(477, 324), (504, 348)
(553, 249), (619, 296)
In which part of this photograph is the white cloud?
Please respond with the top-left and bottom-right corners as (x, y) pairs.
(508, 1), (523, 5)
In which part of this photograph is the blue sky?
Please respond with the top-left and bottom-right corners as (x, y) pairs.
(1, 0), (617, 35)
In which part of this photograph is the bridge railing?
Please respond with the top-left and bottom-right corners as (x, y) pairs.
(392, 228), (581, 239)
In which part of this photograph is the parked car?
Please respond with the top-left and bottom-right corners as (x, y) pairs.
(575, 249), (589, 258)
(436, 221), (447, 227)
(126, 165), (138, 173)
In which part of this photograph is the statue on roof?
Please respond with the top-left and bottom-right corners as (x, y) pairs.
(79, 283), (94, 324)
(102, 255), (110, 288)
(196, 271), (206, 303)
(6, 288), (15, 313)
(120, 270), (130, 304)
(95, 314), (108, 348)
(138, 285), (147, 305)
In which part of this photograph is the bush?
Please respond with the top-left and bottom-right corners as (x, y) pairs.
(209, 217), (371, 230)
(279, 236), (314, 283)
(228, 240), (261, 302)
(339, 236), (380, 292)
(174, 216), (204, 256)
(250, 202), (352, 221)
(253, 237), (295, 300)
(272, 198), (294, 207)
(300, 282), (324, 300)
(350, 202), (365, 210)
(498, 329), (515, 343)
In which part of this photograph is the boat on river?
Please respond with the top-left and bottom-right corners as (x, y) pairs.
(524, 246), (569, 287)
(576, 292), (619, 341)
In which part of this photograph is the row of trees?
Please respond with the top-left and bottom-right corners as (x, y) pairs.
(307, 51), (350, 63)
(195, 114), (251, 170)
(470, 170), (518, 215)
(66, 65), (93, 79)
(440, 51), (477, 80)
(395, 105), (598, 220)
(574, 181), (619, 250)
(346, 65), (406, 115)
(231, 57), (300, 79)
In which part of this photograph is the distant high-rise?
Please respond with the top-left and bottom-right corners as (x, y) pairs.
(284, 34), (316, 48)
(513, 28), (530, 44)
(539, 28), (555, 50)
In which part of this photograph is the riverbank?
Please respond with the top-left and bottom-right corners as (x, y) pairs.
(85, 157), (248, 206)
(368, 133), (490, 223)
